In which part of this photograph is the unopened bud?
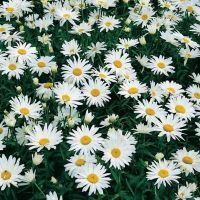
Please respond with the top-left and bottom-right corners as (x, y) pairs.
(139, 36), (146, 45)
(33, 78), (39, 86)
(16, 86), (22, 93)
(19, 25), (24, 32)
(124, 27), (131, 32)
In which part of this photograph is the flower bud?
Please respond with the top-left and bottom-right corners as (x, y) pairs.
(155, 152), (164, 160)
(139, 36), (146, 45)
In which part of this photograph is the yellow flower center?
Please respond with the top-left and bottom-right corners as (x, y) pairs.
(128, 87), (138, 94)
(73, 68), (82, 76)
(1, 170), (11, 180)
(91, 89), (100, 97)
(44, 82), (53, 88)
(164, 3), (171, 8)
(186, 53), (192, 58)
(18, 49), (27, 55)
(168, 14), (175, 20)
(187, 6), (193, 12)
(80, 136), (91, 145)
(75, 158), (86, 166)
(99, 73), (107, 79)
(141, 14), (148, 21)
(6, 7), (14, 12)
(158, 169), (169, 178)
(124, 44), (130, 48)
(63, 13), (70, 18)
(151, 91), (156, 96)
(0, 127), (3, 134)
(50, 8), (55, 13)
(95, 14), (99, 19)
(163, 124), (174, 132)
(70, 49), (75, 53)
(124, 74), (130, 79)
(145, 108), (155, 115)
(194, 92), (200, 99)
(167, 87), (176, 94)
(134, 7), (139, 13)
(182, 156), (193, 164)
(175, 105), (186, 114)
(0, 27), (6, 32)
(78, 28), (85, 33)
(39, 138), (50, 146)
(37, 62), (46, 68)
(182, 37), (190, 43)
(105, 22), (112, 27)
(157, 62), (166, 69)
(20, 108), (30, 115)
(87, 173), (99, 183)
(92, 47), (97, 52)
(113, 60), (122, 68)
(8, 64), (17, 71)
(111, 148), (121, 158)
(62, 94), (70, 102)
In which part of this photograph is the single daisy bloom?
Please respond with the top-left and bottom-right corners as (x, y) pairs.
(135, 54), (149, 68)
(36, 82), (54, 99)
(64, 153), (96, 178)
(98, 15), (120, 32)
(6, 42), (37, 64)
(69, 22), (93, 36)
(132, 122), (155, 134)
(61, 39), (81, 57)
(0, 24), (14, 34)
(171, 147), (200, 176)
(53, 82), (83, 107)
(118, 80), (148, 100)
(190, 23), (200, 36)
(186, 84), (200, 104)
(160, 31), (180, 47)
(15, 123), (30, 145)
(0, 154), (24, 190)
(82, 79), (111, 107)
(134, 98), (167, 123)
(154, 114), (186, 142)
(101, 138), (134, 169)
(190, 73), (200, 84)
(117, 68), (137, 83)
(92, 0), (116, 9)
(9, 95), (42, 120)
(84, 110), (94, 124)
(19, 168), (36, 186)
(146, 55), (175, 76)
(149, 81), (164, 103)
(0, 120), (8, 140)
(67, 124), (103, 155)
(116, 38), (139, 51)
(46, 191), (63, 200)
(166, 95), (195, 120)
(61, 56), (92, 86)
(146, 159), (181, 188)
(25, 123), (63, 152)
(100, 114), (119, 127)
(34, 16), (54, 32)
(175, 186), (192, 200)
(43, 1), (62, 19)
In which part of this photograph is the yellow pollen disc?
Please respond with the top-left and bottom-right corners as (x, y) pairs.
(70, 49), (75, 53)
(128, 87), (138, 94)
(168, 14), (175, 20)
(62, 94), (70, 102)
(124, 44), (130, 48)
(167, 87), (176, 94)
(157, 62), (166, 69)
(6, 7), (14, 12)
(78, 28), (85, 33)
(39, 138), (50, 146)
(187, 6), (193, 12)
(158, 169), (169, 178)
(80, 136), (91, 145)
(66, 115), (71, 120)
(152, 91), (156, 96)
(175, 105), (186, 114)
(0, 127), (3, 134)
(113, 60), (122, 68)
(20, 108), (30, 115)
(95, 14), (99, 19)
(37, 62), (46, 68)
(73, 68), (82, 76)
(91, 89), (100, 97)
(141, 14), (148, 20)
(163, 124), (174, 132)
(180, 0), (185, 2)
(105, 22), (112, 27)
(92, 47), (97, 52)
(145, 108), (155, 115)
(8, 64), (17, 71)
(50, 8), (55, 13)
(134, 7), (139, 13)
(18, 48), (27, 55)
(182, 37), (190, 43)
(194, 92), (200, 99)
(44, 82), (53, 88)
(1, 170), (11, 180)
(164, 3), (171, 8)
(63, 13), (70, 18)
(111, 148), (121, 158)
(182, 156), (193, 164)
(87, 173), (99, 183)
(186, 53), (192, 58)
(79, 3), (84, 8)
(99, 73), (107, 79)
(0, 27), (6, 32)
(125, 75), (130, 79)
(75, 158), (86, 166)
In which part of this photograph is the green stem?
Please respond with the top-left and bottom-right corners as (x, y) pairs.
(34, 182), (46, 197)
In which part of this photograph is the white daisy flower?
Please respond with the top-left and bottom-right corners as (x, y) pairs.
(19, 168), (36, 186)
(0, 120), (8, 140)
(100, 114), (119, 127)
(0, 24), (14, 34)
(46, 191), (63, 200)
(36, 82), (54, 99)
(190, 73), (200, 84)
(132, 122), (155, 134)
(149, 81), (164, 103)
(116, 38), (139, 51)
(186, 84), (200, 104)
(61, 39), (81, 57)
(175, 186), (192, 200)
(190, 23), (200, 36)
(69, 21), (93, 36)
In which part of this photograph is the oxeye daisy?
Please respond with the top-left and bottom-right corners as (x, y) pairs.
(69, 21), (93, 36)
(61, 39), (81, 57)
(166, 95), (195, 121)
(46, 191), (63, 200)
(190, 73), (200, 84)
(36, 82), (54, 99)
(82, 79), (111, 107)
(0, 121), (8, 140)
(0, 24), (14, 34)
(9, 95), (42, 120)
(186, 84), (200, 104)
(75, 163), (111, 195)
(118, 80), (148, 100)
(149, 81), (164, 103)
(132, 122), (155, 134)
(116, 38), (139, 51)
(146, 159), (181, 189)
(6, 42), (37, 64)
(171, 147), (200, 176)
(61, 56), (92, 86)
(0, 154), (24, 190)
(160, 31), (180, 47)
(53, 82), (83, 107)
(175, 186), (192, 200)
(117, 68), (137, 82)
(146, 55), (175, 76)
(67, 124), (103, 155)
(19, 168), (36, 186)
(190, 23), (200, 36)
(25, 123), (63, 152)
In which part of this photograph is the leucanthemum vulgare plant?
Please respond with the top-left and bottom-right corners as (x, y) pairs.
(0, 0), (200, 199)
